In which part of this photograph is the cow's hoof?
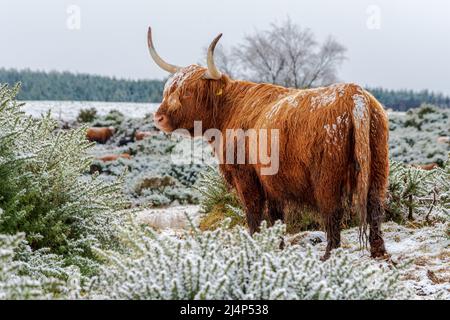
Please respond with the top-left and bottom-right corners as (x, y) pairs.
(370, 247), (388, 259)
(320, 252), (331, 261)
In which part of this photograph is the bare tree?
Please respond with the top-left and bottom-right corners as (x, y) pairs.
(270, 18), (317, 88)
(233, 32), (286, 84)
(208, 18), (347, 88)
(301, 36), (347, 88)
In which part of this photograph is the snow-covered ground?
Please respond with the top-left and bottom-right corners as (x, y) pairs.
(21, 101), (160, 121)
(137, 205), (449, 300)
(136, 205), (200, 230)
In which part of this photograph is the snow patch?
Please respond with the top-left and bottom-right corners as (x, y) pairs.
(324, 112), (348, 145)
(352, 94), (367, 122)
(136, 205), (200, 230)
(310, 90), (336, 111)
(265, 92), (307, 120)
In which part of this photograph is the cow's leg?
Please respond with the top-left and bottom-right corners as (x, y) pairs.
(219, 164), (235, 190)
(267, 200), (284, 226)
(314, 175), (344, 261)
(232, 168), (266, 235)
(321, 207), (344, 261)
(367, 189), (387, 258)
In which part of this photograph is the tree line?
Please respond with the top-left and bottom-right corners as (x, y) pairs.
(2, 67), (448, 111)
(0, 68), (164, 103)
(368, 87), (450, 111)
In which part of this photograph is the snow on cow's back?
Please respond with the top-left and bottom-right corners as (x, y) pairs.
(265, 90), (309, 120)
(264, 83), (366, 122)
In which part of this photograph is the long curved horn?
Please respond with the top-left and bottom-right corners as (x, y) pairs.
(204, 33), (223, 80)
(147, 27), (180, 74)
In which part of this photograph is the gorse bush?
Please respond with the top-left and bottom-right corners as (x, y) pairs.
(0, 84), (126, 274)
(0, 231), (83, 299)
(0, 232), (53, 299)
(89, 220), (409, 299)
(76, 107), (97, 123)
(387, 159), (449, 223)
(196, 166), (245, 230)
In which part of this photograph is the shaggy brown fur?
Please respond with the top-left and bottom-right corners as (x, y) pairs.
(86, 127), (115, 144)
(154, 65), (389, 259)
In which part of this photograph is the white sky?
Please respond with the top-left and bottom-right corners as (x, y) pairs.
(1, 0), (449, 94)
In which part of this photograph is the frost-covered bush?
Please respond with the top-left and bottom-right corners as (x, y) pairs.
(89, 220), (409, 300)
(0, 232), (82, 299)
(0, 84), (125, 273)
(91, 109), (125, 128)
(76, 107), (97, 123)
(196, 166), (245, 230)
(0, 233), (51, 299)
(387, 159), (449, 223)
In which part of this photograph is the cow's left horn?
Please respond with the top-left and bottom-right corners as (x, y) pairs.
(147, 27), (180, 74)
(204, 33), (223, 80)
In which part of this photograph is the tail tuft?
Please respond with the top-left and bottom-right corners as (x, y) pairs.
(350, 92), (371, 248)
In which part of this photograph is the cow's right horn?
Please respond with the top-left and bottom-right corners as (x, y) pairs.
(147, 27), (180, 74)
(204, 33), (223, 80)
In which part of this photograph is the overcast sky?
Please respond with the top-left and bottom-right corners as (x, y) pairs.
(1, 0), (449, 94)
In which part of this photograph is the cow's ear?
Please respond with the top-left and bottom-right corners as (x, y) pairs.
(167, 91), (182, 111)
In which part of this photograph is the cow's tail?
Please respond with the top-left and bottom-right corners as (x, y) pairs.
(349, 92), (371, 248)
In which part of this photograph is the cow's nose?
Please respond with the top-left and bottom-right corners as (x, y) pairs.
(154, 114), (168, 128)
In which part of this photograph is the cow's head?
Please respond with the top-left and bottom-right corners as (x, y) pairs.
(148, 27), (225, 135)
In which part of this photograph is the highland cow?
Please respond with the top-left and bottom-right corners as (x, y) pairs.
(99, 153), (131, 162)
(135, 130), (154, 141)
(147, 27), (389, 259)
(86, 126), (116, 144)
(414, 163), (439, 171)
